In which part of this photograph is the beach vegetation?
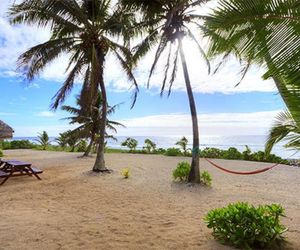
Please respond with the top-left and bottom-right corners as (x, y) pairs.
(36, 131), (51, 150)
(121, 138), (138, 152)
(175, 137), (189, 156)
(9, 0), (138, 173)
(121, 0), (212, 183)
(0, 140), (35, 150)
(0, 149), (3, 157)
(121, 168), (130, 179)
(172, 161), (190, 181)
(77, 140), (88, 152)
(204, 202), (287, 249)
(143, 139), (156, 153)
(56, 132), (69, 150)
(165, 147), (182, 157)
(200, 171), (212, 186)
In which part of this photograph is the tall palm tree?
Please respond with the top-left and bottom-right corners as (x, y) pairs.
(265, 110), (300, 155)
(121, 0), (211, 183)
(203, 0), (300, 123)
(176, 136), (189, 155)
(9, 0), (138, 172)
(62, 92), (124, 157)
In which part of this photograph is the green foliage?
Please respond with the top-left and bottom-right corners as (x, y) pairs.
(36, 131), (50, 150)
(175, 136), (189, 155)
(204, 202), (287, 249)
(0, 149), (3, 157)
(200, 147), (224, 158)
(172, 161), (190, 181)
(200, 171), (212, 186)
(56, 132), (69, 150)
(165, 147), (182, 156)
(77, 140), (88, 152)
(0, 140), (35, 150)
(143, 138), (156, 153)
(222, 147), (242, 160)
(121, 138), (138, 151)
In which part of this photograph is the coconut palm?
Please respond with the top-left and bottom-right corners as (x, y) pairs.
(62, 92), (124, 157)
(143, 139), (156, 153)
(265, 110), (300, 155)
(56, 132), (69, 150)
(121, 0), (211, 183)
(36, 131), (50, 150)
(9, 0), (138, 172)
(121, 137), (138, 152)
(203, 0), (300, 124)
(176, 136), (189, 155)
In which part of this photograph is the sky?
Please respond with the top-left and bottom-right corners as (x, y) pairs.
(0, 0), (286, 138)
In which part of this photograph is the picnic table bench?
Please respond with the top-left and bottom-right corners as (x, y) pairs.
(0, 159), (43, 185)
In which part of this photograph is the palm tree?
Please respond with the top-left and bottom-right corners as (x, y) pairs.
(203, 0), (300, 123)
(9, 0), (138, 172)
(62, 93), (124, 157)
(176, 136), (189, 155)
(36, 131), (50, 150)
(265, 110), (300, 155)
(65, 130), (80, 152)
(56, 132), (69, 150)
(121, 0), (211, 183)
(143, 139), (156, 153)
(121, 137), (138, 152)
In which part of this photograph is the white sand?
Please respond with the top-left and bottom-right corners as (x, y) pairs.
(0, 149), (299, 249)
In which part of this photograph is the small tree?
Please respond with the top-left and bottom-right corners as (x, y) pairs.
(176, 137), (189, 155)
(143, 139), (156, 153)
(65, 130), (80, 152)
(56, 132), (69, 150)
(121, 138), (138, 152)
(36, 131), (50, 150)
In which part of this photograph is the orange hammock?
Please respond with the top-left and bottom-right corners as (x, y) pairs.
(205, 158), (281, 175)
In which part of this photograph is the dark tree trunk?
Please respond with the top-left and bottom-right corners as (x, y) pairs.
(83, 134), (95, 157)
(178, 38), (200, 183)
(93, 48), (109, 172)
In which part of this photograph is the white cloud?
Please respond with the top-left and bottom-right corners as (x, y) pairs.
(0, 112), (16, 116)
(36, 111), (56, 117)
(117, 110), (281, 136)
(0, 1), (278, 95)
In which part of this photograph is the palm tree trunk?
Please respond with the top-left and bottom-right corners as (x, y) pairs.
(83, 134), (94, 157)
(178, 38), (200, 183)
(93, 48), (108, 172)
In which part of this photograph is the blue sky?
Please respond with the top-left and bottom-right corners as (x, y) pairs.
(0, 1), (286, 137)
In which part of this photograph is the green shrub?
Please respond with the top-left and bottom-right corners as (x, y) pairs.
(172, 161), (190, 181)
(165, 147), (182, 156)
(10, 140), (35, 149)
(77, 140), (88, 152)
(200, 170), (212, 186)
(204, 202), (287, 249)
(222, 147), (243, 160)
(199, 147), (224, 158)
(0, 149), (3, 157)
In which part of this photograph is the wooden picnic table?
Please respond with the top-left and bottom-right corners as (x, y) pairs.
(0, 159), (43, 186)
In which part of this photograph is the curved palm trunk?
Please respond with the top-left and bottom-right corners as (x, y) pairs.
(93, 48), (108, 172)
(83, 133), (95, 157)
(178, 38), (200, 183)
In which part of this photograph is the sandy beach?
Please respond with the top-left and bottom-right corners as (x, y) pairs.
(0, 149), (300, 250)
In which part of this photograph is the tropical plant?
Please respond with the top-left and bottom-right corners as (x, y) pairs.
(204, 0), (300, 126)
(77, 139), (88, 152)
(172, 161), (191, 181)
(143, 138), (156, 153)
(121, 0), (212, 183)
(200, 170), (212, 186)
(64, 130), (80, 152)
(175, 136), (189, 155)
(204, 202), (287, 249)
(36, 131), (50, 150)
(0, 149), (3, 157)
(62, 92), (124, 157)
(56, 132), (69, 150)
(265, 110), (300, 155)
(165, 147), (182, 157)
(121, 137), (138, 152)
(9, 0), (138, 172)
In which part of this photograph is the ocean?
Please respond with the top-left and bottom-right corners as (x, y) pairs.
(11, 135), (299, 159)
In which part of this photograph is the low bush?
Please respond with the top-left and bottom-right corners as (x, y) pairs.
(121, 168), (130, 179)
(6, 140), (35, 149)
(172, 161), (190, 181)
(165, 147), (182, 156)
(204, 202), (287, 249)
(200, 170), (212, 186)
(0, 149), (3, 157)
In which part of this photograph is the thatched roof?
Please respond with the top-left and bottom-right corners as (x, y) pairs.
(0, 120), (14, 139)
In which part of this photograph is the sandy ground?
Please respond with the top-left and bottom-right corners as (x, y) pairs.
(0, 149), (300, 250)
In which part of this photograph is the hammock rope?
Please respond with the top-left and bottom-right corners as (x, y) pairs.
(205, 158), (281, 175)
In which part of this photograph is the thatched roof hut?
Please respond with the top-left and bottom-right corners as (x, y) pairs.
(0, 120), (14, 140)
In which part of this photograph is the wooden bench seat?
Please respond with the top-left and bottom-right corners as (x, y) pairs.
(31, 167), (43, 174)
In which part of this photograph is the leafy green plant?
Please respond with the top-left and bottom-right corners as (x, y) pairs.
(175, 136), (189, 155)
(172, 161), (191, 181)
(165, 147), (182, 156)
(77, 140), (88, 152)
(36, 131), (50, 150)
(204, 202), (287, 249)
(0, 149), (3, 157)
(143, 139), (156, 153)
(121, 138), (138, 152)
(121, 168), (130, 179)
(200, 170), (212, 186)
